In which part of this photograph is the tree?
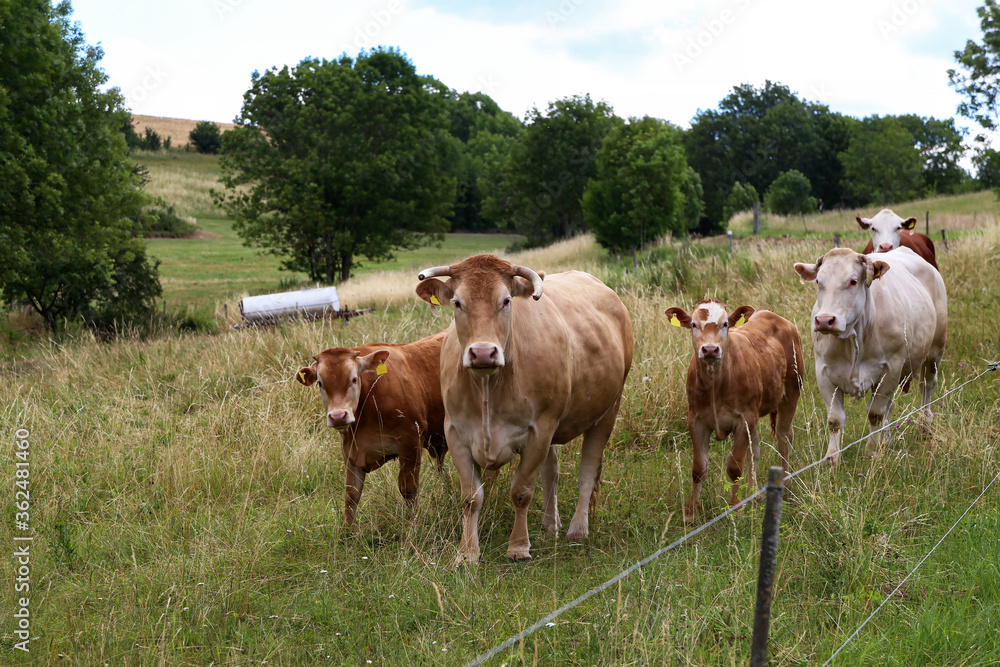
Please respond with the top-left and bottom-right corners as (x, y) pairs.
(680, 166), (704, 231)
(217, 49), (456, 283)
(582, 117), (689, 255)
(948, 0), (1000, 133)
(764, 170), (815, 216)
(0, 0), (161, 331)
(973, 146), (1000, 188)
(896, 114), (968, 194)
(722, 181), (759, 222)
(839, 116), (923, 206)
(189, 121), (223, 154)
(483, 94), (619, 247)
(685, 81), (853, 232)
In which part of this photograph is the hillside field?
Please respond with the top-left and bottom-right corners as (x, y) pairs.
(2, 156), (1000, 664)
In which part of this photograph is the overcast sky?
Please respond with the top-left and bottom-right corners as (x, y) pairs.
(71, 0), (983, 133)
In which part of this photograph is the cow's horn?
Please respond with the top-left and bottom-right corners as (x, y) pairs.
(418, 265), (453, 281)
(514, 265), (544, 301)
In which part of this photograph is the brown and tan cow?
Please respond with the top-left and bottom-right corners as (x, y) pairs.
(858, 209), (938, 270)
(296, 332), (447, 526)
(416, 255), (633, 564)
(664, 300), (803, 521)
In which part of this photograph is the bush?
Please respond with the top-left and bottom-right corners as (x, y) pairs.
(764, 169), (815, 216)
(722, 181), (759, 222)
(189, 121), (223, 154)
(141, 205), (196, 238)
(142, 127), (162, 151)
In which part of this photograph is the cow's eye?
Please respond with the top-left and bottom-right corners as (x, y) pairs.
(691, 321), (698, 329)
(453, 299), (462, 310)
(317, 380), (323, 388)
(352, 376), (358, 385)
(849, 277), (858, 286)
(502, 296), (511, 308)
(723, 321), (729, 328)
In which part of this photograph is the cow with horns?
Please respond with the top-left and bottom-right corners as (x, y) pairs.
(416, 255), (633, 564)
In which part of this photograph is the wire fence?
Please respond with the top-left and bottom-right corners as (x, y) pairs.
(463, 361), (1000, 667)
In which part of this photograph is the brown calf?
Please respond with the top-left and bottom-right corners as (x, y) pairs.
(664, 300), (803, 521)
(296, 332), (447, 526)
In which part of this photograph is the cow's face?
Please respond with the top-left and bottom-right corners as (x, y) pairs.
(416, 255), (542, 377)
(794, 248), (889, 338)
(665, 299), (754, 364)
(857, 209), (917, 253)
(296, 348), (390, 429)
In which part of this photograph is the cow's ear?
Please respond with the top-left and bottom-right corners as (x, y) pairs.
(870, 260), (890, 284)
(664, 307), (691, 329)
(794, 262), (819, 282)
(902, 217), (917, 231)
(296, 365), (317, 386)
(729, 306), (754, 328)
(856, 216), (872, 231)
(415, 279), (453, 317)
(359, 349), (390, 375)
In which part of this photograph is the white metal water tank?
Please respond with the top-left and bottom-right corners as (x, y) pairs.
(239, 286), (340, 322)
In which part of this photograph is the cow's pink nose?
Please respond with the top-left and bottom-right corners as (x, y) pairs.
(814, 314), (837, 331)
(700, 344), (720, 359)
(877, 242), (894, 252)
(328, 410), (351, 428)
(468, 343), (500, 368)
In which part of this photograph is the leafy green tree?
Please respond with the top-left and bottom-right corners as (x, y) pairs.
(680, 166), (704, 231)
(685, 81), (853, 232)
(217, 48), (456, 283)
(764, 170), (815, 216)
(446, 91), (523, 232)
(896, 114), (967, 194)
(974, 146), (1000, 188)
(839, 116), (923, 206)
(483, 94), (619, 247)
(142, 127), (162, 151)
(189, 121), (222, 154)
(948, 0), (1000, 132)
(722, 181), (759, 222)
(0, 0), (161, 331)
(582, 117), (689, 255)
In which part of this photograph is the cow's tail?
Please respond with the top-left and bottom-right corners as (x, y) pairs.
(769, 411), (777, 437)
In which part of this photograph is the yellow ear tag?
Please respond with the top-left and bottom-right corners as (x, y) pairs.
(735, 315), (746, 327)
(670, 315), (682, 327)
(376, 361), (388, 376)
(430, 294), (441, 306)
(298, 371), (306, 383)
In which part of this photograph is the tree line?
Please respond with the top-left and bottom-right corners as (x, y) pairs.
(5, 0), (1000, 332)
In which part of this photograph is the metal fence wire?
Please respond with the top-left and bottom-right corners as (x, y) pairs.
(463, 360), (999, 667)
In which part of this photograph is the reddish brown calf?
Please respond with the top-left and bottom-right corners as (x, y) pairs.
(665, 300), (803, 521)
(296, 332), (447, 526)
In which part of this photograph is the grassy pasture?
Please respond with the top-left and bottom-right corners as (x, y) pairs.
(2, 200), (1000, 664)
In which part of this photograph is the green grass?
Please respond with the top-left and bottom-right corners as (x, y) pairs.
(3, 211), (1000, 664)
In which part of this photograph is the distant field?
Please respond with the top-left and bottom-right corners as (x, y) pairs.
(131, 114), (235, 149)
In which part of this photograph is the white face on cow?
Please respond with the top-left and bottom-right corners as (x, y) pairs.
(415, 255), (543, 378)
(794, 248), (889, 338)
(296, 349), (389, 430)
(857, 209), (917, 253)
(665, 299), (754, 364)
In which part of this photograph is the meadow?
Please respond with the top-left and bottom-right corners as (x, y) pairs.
(2, 160), (1000, 664)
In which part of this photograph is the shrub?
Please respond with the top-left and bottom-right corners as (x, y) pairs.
(189, 121), (222, 154)
(764, 169), (815, 215)
(141, 205), (196, 238)
(722, 181), (759, 221)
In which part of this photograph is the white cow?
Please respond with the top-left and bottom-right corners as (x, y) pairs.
(793, 247), (947, 463)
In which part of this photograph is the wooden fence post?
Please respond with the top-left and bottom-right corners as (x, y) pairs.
(750, 467), (785, 667)
(925, 210), (929, 236)
(728, 230), (733, 255)
(941, 229), (948, 251)
(753, 201), (760, 235)
(833, 233), (841, 247)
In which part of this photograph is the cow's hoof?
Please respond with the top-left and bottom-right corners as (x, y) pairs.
(452, 552), (480, 568)
(566, 526), (588, 541)
(541, 518), (561, 535)
(507, 549), (532, 562)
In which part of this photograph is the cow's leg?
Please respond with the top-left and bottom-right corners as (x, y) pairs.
(773, 400), (797, 494)
(818, 374), (845, 464)
(919, 357), (940, 425)
(725, 419), (753, 506)
(344, 464), (366, 527)
(568, 398), (620, 539)
(866, 381), (897, 457)
(684, 415), (711, 523)
(450, 442), (484, 566)
(540, 444), (561, 536)
(507, 430), (554, 561)
(397, 446), (421, 511)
